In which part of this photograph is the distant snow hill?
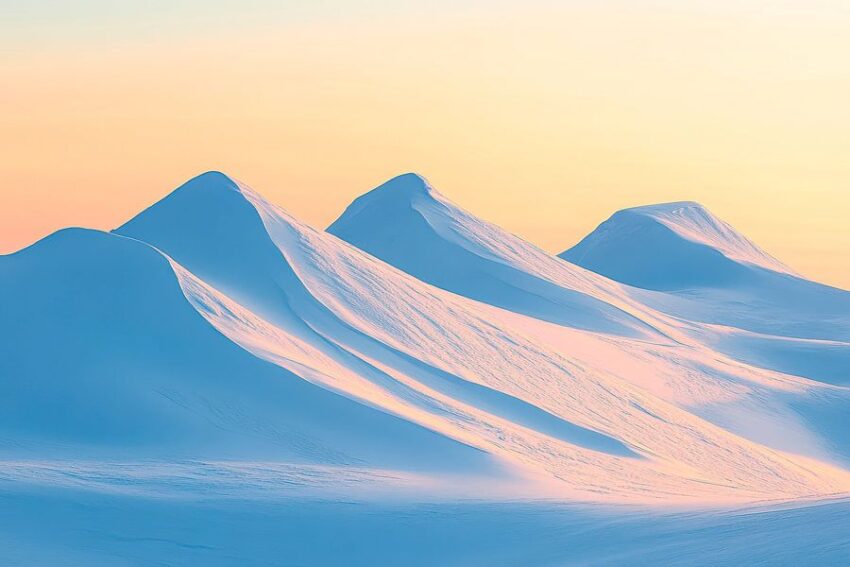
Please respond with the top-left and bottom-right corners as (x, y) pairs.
(1, 171), (849, 565)
(562, 200), (796, 290)
(561, 200), (850, 386)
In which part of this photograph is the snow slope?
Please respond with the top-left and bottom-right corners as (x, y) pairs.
(0, 228), (493, 473)
(2, 472), (849, 566)
(560, 201), (850, 385)
(327, 173), (661, 339)
(562, 201), (795, 290)
(114, 172), (850, 502)
(2, 171), (850, 564)
(326, 173), (850, 467)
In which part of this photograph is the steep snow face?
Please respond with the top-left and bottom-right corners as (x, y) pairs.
(328, 173), (662, 339)
(116, 172), (297, 323)
(0, 228), (496, 474)
(112, 172), (850, 503)
(561, 201), (794, 291)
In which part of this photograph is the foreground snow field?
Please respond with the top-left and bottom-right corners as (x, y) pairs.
(2, 468), (849, 566)
(1, 171), (848, 564)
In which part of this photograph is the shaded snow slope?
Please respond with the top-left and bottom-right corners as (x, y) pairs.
(561, 201), (850, 385)
(328, 173), (661, 339)
(4, 170), (850, 564)
(635, 276), (850, 385)
(561, 201), (795, 290)
(3, 473), (850, 566)
(113, 172), (850, 503)
(0, 228), (494, 474)
(327, 174), (850, 458)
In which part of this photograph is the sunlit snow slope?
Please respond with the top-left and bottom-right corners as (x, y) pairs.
(0, 228), (490, 473)
(112, 171), (850, 502)
(4, 170), (850, 564)
(562, 201), (795, 289)
(328, 173), (660, 339)
(328, 174), (850, 468)
(561, 201), (850, 386)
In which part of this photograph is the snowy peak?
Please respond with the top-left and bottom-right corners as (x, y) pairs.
(148, 170), (248, 208)
(561, 201), (795, 290)
(166, 169), (244, 196)
(117, 169), (307, 233)
(623, 201), (792, 274)
(329, 173), (663, 339)
(113, 170), (308, 324)
(117, 170), (263, 231)
(6, 169), (850, 515)
(623, 200), (703, 213)
(367, 172), (435, 199)
(329, 172), (437, 229)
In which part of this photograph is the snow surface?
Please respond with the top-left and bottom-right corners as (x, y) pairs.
(328, 173), (660, 339)
(0, 228), (491, 472)
(562, 201), (796, 289)
(560, 200), (850, 386)
(2, 470), (849, 566)
(2, 171), (849, 564)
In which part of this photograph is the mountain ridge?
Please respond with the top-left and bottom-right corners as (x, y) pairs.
(329, 173), (668, 339)
(3, 170), (850, 511)
(559, 198), (850, 383)
(561, 200), (795, 291)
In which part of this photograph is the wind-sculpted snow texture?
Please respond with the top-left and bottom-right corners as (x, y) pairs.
(562, 201), (795, 290)
(328, 173), (659, 339)
(0, 228), (491, 472)
(2, 171), (849, 564)
(561, 200), (850, 387)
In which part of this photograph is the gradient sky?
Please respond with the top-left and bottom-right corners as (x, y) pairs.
(2, 1), (849, 288)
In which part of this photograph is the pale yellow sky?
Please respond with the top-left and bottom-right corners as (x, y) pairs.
(2, 1), (848, 288)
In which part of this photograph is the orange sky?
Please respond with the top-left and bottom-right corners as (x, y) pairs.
(2, 1), (848, 289)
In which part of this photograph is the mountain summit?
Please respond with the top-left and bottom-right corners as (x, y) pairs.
(561, 201), (794, 291)
(560, 200), (850, 381)
(329, 173), (661, 339)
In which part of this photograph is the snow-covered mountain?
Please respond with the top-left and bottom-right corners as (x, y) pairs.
(2, 171), (850, 564)
(561, 201), (795, 290)
(112, 171), (850, 502)
(328, 173), (662, 339)
(560, 201), (850, 386)
(327, 172), (850, 462)
(0, 227), (487, 472)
